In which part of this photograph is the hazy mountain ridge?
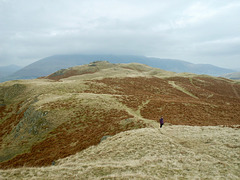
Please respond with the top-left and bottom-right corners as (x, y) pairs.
(1, 54), (235, 82)
(0, 65), (21, 79)
(0, 62), (239, 175)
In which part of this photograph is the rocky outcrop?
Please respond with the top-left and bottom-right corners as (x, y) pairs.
(0, 105), (51, 164)
(14, 106), (49, 137)
(0, 99), (5, 107)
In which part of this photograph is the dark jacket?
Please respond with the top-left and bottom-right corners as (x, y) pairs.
(160, 118), (164, 124)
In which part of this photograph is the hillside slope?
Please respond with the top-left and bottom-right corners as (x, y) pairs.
(1, 126), (239, 179)
(0, 61), (240, 170)
(3, 54), (235, 81)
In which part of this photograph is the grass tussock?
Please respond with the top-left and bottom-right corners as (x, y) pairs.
(1, 125), (239, 179)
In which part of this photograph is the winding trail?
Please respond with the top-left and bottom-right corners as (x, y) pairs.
(122, 99), (155, 126)
(231, 84), (240, 98)
(168, 81), (198, 99)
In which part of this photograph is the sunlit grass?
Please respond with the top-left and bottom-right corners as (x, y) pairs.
(1, 125), (239, 179)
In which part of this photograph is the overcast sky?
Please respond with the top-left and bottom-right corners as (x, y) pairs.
(0, 0), (240, 69)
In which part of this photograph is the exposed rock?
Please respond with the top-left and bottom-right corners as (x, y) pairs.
(13, 106), (50, 137)
(100, 135), (112, 143)
(0, 99), (5, 107)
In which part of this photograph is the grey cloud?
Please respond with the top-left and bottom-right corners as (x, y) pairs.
(0, 0), (240, 69)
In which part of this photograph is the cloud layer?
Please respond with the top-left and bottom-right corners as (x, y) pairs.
(0, 0), (240, 68)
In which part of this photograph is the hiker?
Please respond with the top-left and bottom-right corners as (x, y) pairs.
(159, 116), (164, 128)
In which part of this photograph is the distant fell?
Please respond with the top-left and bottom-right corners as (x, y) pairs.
(2, 54), (235, 82)
(44, 61), (170, 81)
(0, 65), (21, 80)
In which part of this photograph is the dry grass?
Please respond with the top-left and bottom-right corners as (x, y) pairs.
(1, 125), (239, 179)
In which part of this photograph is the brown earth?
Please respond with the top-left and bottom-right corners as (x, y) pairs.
(0, 62), (240, 169)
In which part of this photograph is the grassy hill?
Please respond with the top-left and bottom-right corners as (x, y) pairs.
(1, 126), (239, 179)
(0, 61), (240, 178)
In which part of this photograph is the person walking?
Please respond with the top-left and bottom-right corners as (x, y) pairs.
(159, 116), (164, 128)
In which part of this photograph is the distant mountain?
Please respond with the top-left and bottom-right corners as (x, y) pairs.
(1, 54), (235, 82)
(0, 65), (21, 79)
(222, 72), (240, 80)
(234, 68), (240, 71)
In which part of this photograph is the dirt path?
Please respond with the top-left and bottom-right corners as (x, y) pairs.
(168, 81), (198, 99)
(231, 84), (240, 98)
(119, 99), (156, 127)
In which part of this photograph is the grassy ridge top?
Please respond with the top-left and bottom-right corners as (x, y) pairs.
(44, 61), (173, 81)
(1, 126), (239, 179)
